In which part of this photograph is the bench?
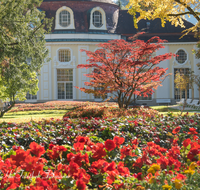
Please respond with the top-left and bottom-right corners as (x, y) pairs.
(156, 99), (171, 105)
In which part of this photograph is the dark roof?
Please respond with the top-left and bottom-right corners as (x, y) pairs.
(43, 0), (115, 4)
(116, 10), (197, 42)
(40, 0), (119, 33)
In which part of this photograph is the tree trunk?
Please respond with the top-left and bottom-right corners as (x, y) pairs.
(185, 89), (187, 101)
(0, 101), (15, 118)
(199, 88), (200, 103)
(192, 87), (194, 101)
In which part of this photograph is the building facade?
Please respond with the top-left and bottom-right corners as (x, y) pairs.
(28, 0), (199, 105)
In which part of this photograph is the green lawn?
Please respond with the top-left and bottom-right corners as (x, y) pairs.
(0, 110), (67, 123)
(1, 105), (200, 123)
(150, 105), (199, 116)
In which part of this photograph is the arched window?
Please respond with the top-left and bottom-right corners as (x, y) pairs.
(92, 11), (102, 28)
(58, 49), (71, 62)
(90, 7), (106, 30)
(59, 10), (70, 27)
(55, 6), (75, 30)
(176, 49), (187, 64)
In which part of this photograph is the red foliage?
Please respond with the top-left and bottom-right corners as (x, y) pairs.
(77, 33), (175, 108)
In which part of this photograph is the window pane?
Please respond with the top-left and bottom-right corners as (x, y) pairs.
(174, 68), (189, 100)
(58, 83), (65, 99)
(26, 92), (37, 100)
(59, 10), (70, 27)
(59, 49), (71, 62)
(137, 93), (152, 100)
(66, 83), (73, 99)
(57, 69), (73, 99)
(176, 50), (187, 64)
(94, 86), (107, 99)
(93, 11), (102, 28)
(57, 69), (73, 81)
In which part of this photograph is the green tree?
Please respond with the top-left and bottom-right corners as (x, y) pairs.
(0, 0), (52, 117)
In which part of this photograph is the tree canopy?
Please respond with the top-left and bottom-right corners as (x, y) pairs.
(77, 34), (174, 109)
(0, 0), (52, 117)
(0, 0), (52, 67)
(127, 0), (200, 35)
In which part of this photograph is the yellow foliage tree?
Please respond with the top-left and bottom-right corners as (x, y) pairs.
(127, 0), (200, 36)
(174, 71), (190, 100)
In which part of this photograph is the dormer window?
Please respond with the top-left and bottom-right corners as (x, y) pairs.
(90, 7), (106, 30)
(59, 10), (70, 27)
(93, 11), (102, 28)
(55, 6), (75, 30)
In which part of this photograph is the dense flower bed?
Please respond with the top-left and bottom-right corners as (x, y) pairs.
(63, 105), (158, 118)
(0, 108), (199, 189)
(9, 101), (117, 112)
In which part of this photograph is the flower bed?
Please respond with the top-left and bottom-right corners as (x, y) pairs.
(0, 109), (199, 189)
(9, 101), (117, 112)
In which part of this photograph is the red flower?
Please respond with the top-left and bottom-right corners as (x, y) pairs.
(10, 149), (30, 167)
(69, 161), (80, 176)
(176, 174), (187, 181)
(74, 142), (84, 152)
(172, 126), (181, 134)
(113, 136), (124, 148)
(117, 162), (130, 177)
(120, 145), (135, 159)
(76, 179), (86, 190)
(105, 139), (116, 151)
(182, 138), (191, 148)
(133, 172), (143, 180)
(76, 136), (89, 144)
(106, 171), (116, 184)
(188, 128), (198, 135)
(92, 143), (106, 160)
(132, 138), (138, 145)
(29, 142), (45, 157)
(106, 161), (116, 171)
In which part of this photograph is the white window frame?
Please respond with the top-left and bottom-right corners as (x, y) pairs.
(90, 7), (107, 30)
(55, 6), (75, 30)
(174, 48), (188, 65)
(57, 69), (74, 100)
(59, 10), (71, 27)
(25, 91), (38, 102)
(137, 93), (153, 101)
(56, 47), (72, 65)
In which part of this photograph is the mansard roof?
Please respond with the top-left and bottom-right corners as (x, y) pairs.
(43, 0), (114, 3)
(116, 10), (197, 42)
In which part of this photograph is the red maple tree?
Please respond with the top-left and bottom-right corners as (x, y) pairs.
(77, 34), (174, 108)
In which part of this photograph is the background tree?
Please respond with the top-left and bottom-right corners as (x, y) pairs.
(174, 71), (190, 101)
(127, 0), (199, 33)
(0, 0), (52, 117)
(0, 61), (38, 118)
(116, 0), (129, 9)
(77, 34), (174, 109)
(127, 0), (200, 58)
(188, 71), (200, 102)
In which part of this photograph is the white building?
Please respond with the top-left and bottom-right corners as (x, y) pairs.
(26, 0), (199, 105)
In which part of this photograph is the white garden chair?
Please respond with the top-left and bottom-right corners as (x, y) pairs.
(186, 99), (192, 107)
(177, 98), (185, 105)
(190, 99), (200, 109)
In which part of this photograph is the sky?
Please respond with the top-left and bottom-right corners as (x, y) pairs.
(185, 15), (197, 25)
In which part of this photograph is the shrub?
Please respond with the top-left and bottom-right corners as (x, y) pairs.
(63, 106), (159, 119)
